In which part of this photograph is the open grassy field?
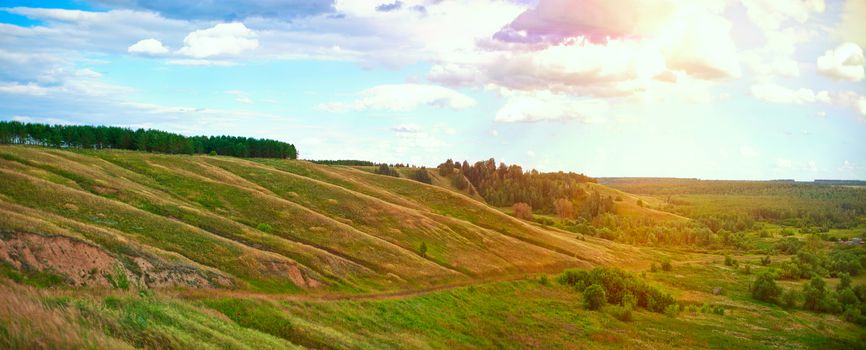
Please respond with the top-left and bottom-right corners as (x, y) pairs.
(1, 146), (865, 349)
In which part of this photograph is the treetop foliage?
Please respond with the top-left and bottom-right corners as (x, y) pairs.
(0, 121), (297, 159)
(437, 158), (595, 213)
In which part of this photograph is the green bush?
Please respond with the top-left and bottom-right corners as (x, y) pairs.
(837, 272), (852, 292)
(760, 256), (771, 266)
(606, 304), (632, 322)
(802, 275), (826, 311)
(664, 304), (680, 317)
(661, 260), (672, 272)
(751, 271), (781, 303)
(559, 267), (675, 313)
(419, 242), (428, 257)
(837, 288), (859, 306)
(256, 223), (273, 233)
(583, 284), (607, 311)
(781, 289), (801, 308)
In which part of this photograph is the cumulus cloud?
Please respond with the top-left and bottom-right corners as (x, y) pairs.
(750, 83), (827, 104)
(493, 0), (676, 44)
(495, 91), (608, 123)
(834, 0), (866, 48)
(817, 42), (865, 81)
(390, 124), (419, 133)
(178, 23), (259, 58)
(489, 0), (741, 81)
(127, 38), (169, 55)
(0, 82), (52, 96)
(741, 0), (824, 31)
(319, 84), (476, 112)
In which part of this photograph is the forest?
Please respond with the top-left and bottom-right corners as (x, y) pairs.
(437, 158), (595, 212)
(0, 121), (297, 159)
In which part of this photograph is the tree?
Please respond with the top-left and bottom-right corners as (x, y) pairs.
(512, 202), (533, 220)
(802, 275), (827, 311)
(0, 121), (298, 159)
(419, 242), (428, 256)
(837, 272), (852, 292)
(410, 168), (433, 184)
(781, 289), (800, 308)
(554, 198), (574, 219)
(583, 284), (607, 310)
(751, 271), (782, 303)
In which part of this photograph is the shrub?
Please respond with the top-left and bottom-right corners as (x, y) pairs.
(664, 303), (680, 317)
(724, 255), (734, 266)
(606, 304), (632, 322)
(661, 260), (672, 272)
(419, 242), (428, 256)
(538, 274), (549, 286)
(854, 284), (866, 301)
(650, 263), (659, 273)
(559, 267), (675, 313)
(741, 264), (751, 274)
(700, 303), (725, 315)
(410, 168), (433, 184)
(802, 275), (827, 311)
(842, 306), (866, 326)
(208, 150), (217, 156)
(512, 202), (533, 220)
(760, 256), (771, 266)
(256, 223), (273, 233)
(751, 271), (782, 303)
(837, 288), (859, 306)
(781, 289), (801, 308)
(583, 284), (607, 310)
(776, 237), (803, 254)
(837, 272), (852, 292)
(622, 292), (637, 309)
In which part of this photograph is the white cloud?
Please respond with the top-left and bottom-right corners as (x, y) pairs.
(490, 129), (499, 137)
(741, 0), (825, 31)
(817, 42), (865, 81)
(225, 90), (254, 104)
(128, 38), (169, 55)
(495, 91), (608, 123)
(391, 124), (420, 133)
(319, 84), (476, 112)
(166, 59), (237, 66)
(751, 83), (825, 104)
(0, 82), (52, 95)
(178, 23), (259, 58)
(835, 0), (866, 48)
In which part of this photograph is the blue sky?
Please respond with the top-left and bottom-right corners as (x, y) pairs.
(0, 0), (864, 180)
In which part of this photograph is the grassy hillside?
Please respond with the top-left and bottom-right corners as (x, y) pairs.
(1, 146), (865, 349)
(0, 145), (642, 294)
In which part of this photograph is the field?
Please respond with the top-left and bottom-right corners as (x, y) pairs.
(1, 146), (865, 349)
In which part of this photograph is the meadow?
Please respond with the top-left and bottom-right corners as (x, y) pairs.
(1, 145), (865, 349)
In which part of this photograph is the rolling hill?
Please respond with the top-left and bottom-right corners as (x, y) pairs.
(2, 145), (865, 349)
(0, 145), (646, 294)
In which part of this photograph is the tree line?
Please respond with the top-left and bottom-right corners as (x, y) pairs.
(437, 158), (595, 213)
(0, 121), (297, 159)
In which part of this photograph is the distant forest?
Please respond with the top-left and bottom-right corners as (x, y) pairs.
(0, 121), (297, 159)
(438, 158), (596, 212)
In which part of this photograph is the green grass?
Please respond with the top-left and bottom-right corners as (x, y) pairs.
(1, 146), (865, 349)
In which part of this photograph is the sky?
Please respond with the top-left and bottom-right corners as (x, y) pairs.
(0, 0), (864, 180)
